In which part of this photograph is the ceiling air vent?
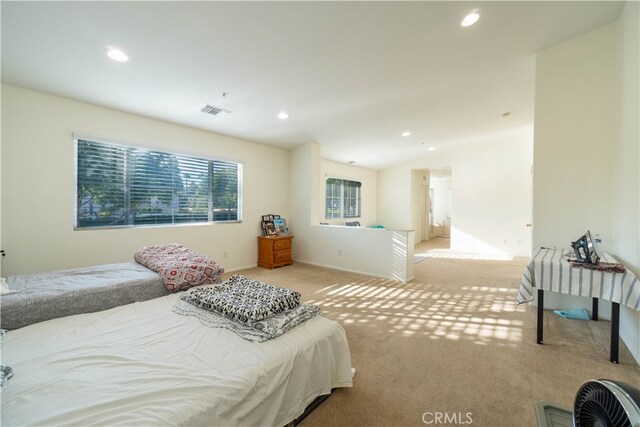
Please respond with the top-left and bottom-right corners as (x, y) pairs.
(200, 104), (231, 116)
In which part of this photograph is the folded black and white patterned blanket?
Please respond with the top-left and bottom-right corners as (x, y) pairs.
(172, 298), (320, 342)
(182, 275), (301, 324)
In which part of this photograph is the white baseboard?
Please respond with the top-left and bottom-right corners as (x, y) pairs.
(225, 260), (413, 284)
(223, 264), (260, 274)
(292, 258), (409, 283)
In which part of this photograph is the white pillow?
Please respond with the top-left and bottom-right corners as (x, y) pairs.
(0, 278), (18, 295)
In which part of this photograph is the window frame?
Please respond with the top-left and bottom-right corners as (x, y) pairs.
(324, 177), (362, 220)
(73, 135), (243, 230)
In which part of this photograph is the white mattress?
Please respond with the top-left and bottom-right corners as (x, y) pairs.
(1, 293), (353, 426)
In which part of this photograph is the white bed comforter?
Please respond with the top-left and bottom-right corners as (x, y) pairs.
(1, 293), (353, 426)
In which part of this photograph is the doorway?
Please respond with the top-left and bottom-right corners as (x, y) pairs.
(428, 168), (451, 242)
(412, 167), (451, 263)
(414, 167), (451, 263)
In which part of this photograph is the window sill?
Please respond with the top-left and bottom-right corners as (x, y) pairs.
(74, 220), (242, 231)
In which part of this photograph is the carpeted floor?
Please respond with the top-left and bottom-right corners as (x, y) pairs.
(233, 238), (639, 427)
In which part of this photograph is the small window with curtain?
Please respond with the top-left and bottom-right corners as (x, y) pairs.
(325, 178), (361, 219)
(75, 138), (242, 229)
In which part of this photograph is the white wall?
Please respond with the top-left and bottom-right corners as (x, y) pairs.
(291, 143), (414, 282)
(614, 1), (640, 364)
(533, 13), (639, 364)
(319, 159), (377, 226)
(452, 133), (533, 256)
(296, 225), (415, 282)
(377, 167), (412, 231)
(378, 130), (533, 257)
(421, 172), (430, 242)
(288, 142), (319, 241)
(1, 84), (290, 275)
(411, 170), (426, 243)
(533, 23), (618, 253)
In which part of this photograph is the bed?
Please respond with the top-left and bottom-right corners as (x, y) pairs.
(0, 289), (354, 426)
(1, 244), (226, 330)
(0, 262), (169, 330)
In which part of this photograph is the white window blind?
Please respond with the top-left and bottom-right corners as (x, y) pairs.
(325, 178), (361, 219)
(76, 139), (242, 229)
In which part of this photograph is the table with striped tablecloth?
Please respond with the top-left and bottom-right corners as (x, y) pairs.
(516, 247), (640, 363)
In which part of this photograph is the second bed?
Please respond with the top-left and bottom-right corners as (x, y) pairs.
(1, 287), (353, 426)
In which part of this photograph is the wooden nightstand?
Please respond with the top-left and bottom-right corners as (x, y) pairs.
(257, 235), (294, 269)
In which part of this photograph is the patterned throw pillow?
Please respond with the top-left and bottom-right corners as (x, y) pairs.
(134, 244), (224, 292)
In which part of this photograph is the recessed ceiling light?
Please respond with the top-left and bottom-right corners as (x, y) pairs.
(106, 47), (128, 62)
(402, 131), (411, 137)
(277, 112), (289, 119)
(461, 11), (480, 27)
(427, 147), (436, 152)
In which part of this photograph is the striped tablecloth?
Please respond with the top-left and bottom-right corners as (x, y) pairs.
(516, 247), (640, 310)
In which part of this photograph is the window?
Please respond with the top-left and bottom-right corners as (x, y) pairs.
(75, 138), (242, 229)
(325, 178), (361, 219)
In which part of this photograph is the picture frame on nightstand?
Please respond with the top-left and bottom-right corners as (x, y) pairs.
(265, 223), (277, 236)
(273, 218), (287, 235)
(261, 214), (288, 237)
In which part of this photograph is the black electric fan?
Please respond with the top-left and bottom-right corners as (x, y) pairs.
(573, 380), (640, 427)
